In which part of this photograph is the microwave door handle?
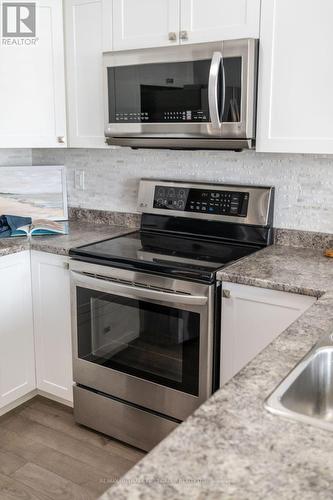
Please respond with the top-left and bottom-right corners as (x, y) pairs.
(208, 51), (225, 130)
(72, 271), (208, 306)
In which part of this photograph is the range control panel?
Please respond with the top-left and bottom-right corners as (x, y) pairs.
(153, 185), (249, 217)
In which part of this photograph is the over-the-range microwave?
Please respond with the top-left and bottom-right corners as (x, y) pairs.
(104, 38), (258, 150)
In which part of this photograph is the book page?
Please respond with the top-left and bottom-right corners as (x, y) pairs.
(31, 219), (64, 231)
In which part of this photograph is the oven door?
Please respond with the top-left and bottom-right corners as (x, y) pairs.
(70, 262), (214, 421)
(104, 38), (257, 144)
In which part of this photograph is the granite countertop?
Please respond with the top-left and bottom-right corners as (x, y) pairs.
(102, 245), (333, 500)
(0, 237), (30, 256)
(0, 221), (135, 257)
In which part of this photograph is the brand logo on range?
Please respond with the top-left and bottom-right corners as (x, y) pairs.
(1, 1), (38, 45)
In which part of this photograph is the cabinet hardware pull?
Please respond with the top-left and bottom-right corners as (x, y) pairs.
(57, 136), (65, 144)
(223, 289), (231, 299)
(168, 32), (177, 41)
(180, 30), (189, 41)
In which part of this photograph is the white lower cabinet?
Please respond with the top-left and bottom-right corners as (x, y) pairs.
(31, 251), (73, 404)
(220, 283), (316, 386)
(0, 252), (35, 411)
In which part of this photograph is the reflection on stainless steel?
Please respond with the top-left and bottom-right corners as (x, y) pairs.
(265, 336), (333, 431)
(73, 385), (179, 451)
(72, 270), (209, 306)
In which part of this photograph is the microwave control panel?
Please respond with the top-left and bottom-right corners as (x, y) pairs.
(114, 110), (208, 122)
(153, 185), (249, 217)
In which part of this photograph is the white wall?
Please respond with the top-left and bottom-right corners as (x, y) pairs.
(32, 148), (333, 234)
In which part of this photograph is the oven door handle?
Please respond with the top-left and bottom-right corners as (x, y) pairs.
(72, 272), (208, 306)
(208, 51), (225, 130)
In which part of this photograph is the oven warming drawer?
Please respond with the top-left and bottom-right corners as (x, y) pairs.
(73, 385), (179, 451)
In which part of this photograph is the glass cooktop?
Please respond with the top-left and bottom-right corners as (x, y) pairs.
(69, 231), (260, 283)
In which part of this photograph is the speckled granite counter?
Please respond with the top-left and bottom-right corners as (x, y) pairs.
(0, 221), (135, 257)
(218, 245), (333, 297)
(101, 245), (333, 500)
(0, 238), (30, 257)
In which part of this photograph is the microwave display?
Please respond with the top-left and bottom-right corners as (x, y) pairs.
(107, 57), (242, 124)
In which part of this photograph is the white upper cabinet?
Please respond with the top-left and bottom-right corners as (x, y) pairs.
(65, 0), (105, 148)
(109, 0), (260, 52)
(0, 252), (35, 411)
(0, 0), (66, 148)
(180, 0), (260, 44)
(257, 0), (333, 154)
(111, 0), (180, 51)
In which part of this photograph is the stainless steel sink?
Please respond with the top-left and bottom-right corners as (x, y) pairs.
(265, 337), (333, 431)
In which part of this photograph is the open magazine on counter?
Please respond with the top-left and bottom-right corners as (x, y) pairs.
(11, 219), (69, 237)
(0, 215), (68, 238)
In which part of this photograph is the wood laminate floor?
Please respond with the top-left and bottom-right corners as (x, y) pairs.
(0, 396), (145, 499)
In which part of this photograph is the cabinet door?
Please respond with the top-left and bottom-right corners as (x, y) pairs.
(180, 0), (260, 44)
(0, 252), (35, 409)
(220, 283), (316, 386)
(111, 0), (180, 51)
(0, 0), (66, 148)
(257, 0), (333, 154)
(65, 0), (106, 148)
(32, 252), (73, 404)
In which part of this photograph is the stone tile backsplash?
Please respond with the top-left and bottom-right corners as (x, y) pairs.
(0, 149), (31, 166)
(32, 148), (333, 234)
(1, 148), (332, 233)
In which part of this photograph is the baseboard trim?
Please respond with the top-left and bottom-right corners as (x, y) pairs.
(0, 390), (37, 416)
(0, 389), (73, 416)
(37, 389), (73, 408)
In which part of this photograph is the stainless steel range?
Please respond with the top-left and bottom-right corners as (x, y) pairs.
(69, 179), (274, 451)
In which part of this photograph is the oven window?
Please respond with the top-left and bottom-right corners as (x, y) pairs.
(76, 288), (200, 396)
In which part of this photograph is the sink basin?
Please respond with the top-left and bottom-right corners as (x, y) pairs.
(265, 343), (333, 431)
